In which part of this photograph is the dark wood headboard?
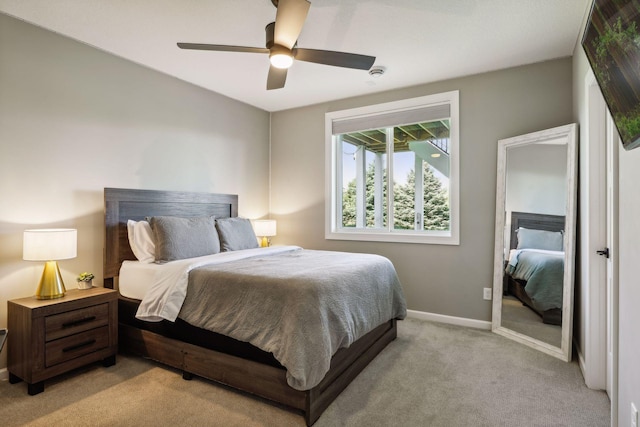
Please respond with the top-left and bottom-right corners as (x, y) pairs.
(509, 211), (565, 251)
(103, 188), (238, 288)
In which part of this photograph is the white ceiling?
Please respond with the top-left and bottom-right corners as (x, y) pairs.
(0, 0), (592, 112)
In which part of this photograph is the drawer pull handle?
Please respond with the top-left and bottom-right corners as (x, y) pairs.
(62, 316), (96, 328)
(62, 339), (96, 353)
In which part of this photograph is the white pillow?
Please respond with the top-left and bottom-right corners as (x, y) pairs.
(516, 227), (563, 251)
(127, 220), (155, 263)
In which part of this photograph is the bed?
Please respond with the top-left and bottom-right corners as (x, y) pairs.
(504, 211), (565, 326)
(104, 187), (406, 425)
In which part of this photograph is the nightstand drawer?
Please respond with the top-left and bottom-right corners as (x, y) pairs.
(45, 303), (109, 341)
(45, 326), (109, 367)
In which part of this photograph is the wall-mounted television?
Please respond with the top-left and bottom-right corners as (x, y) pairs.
(582, 0), (640, 151)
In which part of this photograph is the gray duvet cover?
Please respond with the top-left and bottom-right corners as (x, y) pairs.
(506, 250), (564, 312)
(177, 248), (407, 391)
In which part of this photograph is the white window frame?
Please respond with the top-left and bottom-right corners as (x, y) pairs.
(325, 91), (460, 245)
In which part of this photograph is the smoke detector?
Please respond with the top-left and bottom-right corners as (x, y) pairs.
(368, 66), (385, 78)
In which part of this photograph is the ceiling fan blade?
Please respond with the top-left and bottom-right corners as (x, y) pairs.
(274, 0), (310, 49)
(267, 65), (288, 90)
(177, 43), (269, 54)
(294, 48), (375, 70)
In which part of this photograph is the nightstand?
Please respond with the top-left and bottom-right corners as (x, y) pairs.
(7, 287), (118, 395)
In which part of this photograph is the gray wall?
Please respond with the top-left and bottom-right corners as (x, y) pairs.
(504, 144), (567, 251)
(270, 58), (574, 322)
(0, 14), (270, 369)
(505, 144), (567, 217)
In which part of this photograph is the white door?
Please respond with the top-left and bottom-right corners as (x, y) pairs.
(583, 75), (607, 391)
(585, 71), (619, 427)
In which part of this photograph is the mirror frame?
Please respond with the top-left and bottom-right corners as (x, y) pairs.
(491, 123), (578, 362)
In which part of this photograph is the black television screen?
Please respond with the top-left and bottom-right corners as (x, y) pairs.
(582, 0), (640, 151)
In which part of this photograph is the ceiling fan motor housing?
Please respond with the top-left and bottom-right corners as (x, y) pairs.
(265, 22), (296, 51)
(265, 22), (276, 49)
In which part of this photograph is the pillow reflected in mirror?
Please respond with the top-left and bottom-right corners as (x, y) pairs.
(516, 227), (563, 252)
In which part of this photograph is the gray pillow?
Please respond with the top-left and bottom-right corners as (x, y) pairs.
(149, 216), (220, 262)
(215, 217), (259, 251)
(516, 227), (563, 251)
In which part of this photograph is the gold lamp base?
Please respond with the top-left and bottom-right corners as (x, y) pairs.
(260, 236), (270, 247)
(35, 261), (66, 300)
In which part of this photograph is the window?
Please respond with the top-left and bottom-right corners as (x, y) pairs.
(325, 91), (459, 244)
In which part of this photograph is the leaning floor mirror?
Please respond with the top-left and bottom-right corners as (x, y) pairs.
(491, 123), (577, 362)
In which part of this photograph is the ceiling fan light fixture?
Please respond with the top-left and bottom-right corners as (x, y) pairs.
(269, 45), (294, 69)
(270, 53), (294, 69)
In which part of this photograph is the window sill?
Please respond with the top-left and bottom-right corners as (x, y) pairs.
(325, 230), (459, 245)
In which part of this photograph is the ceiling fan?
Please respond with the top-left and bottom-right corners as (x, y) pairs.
(177, 0), (376, 90)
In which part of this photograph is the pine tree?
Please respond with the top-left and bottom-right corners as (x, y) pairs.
(342, 179), (357, 227)
(342, 159), (449, 230)
(393, 162), (450, 230)
(364, 163), (387, 227)
(393, 171), (415, 230)
(422, 164), (450, 231)
(342, 163), (387, 227)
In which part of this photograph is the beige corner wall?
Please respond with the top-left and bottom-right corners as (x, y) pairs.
(0, 14), (270, 369)
(270, 58), (574, 322)
(615, 119), (640, 427)
(573, 28), (640, 427)
(615, 122), (640, 427)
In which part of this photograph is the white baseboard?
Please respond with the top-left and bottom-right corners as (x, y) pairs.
(0, 368), (7, 381)
(406, 309), (492, 330)
(575, 337), (605, 390)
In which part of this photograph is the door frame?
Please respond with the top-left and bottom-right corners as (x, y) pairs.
(580, 72), (607, 389)
(605, 109), (619, 426)
(582, 71), (619, 426)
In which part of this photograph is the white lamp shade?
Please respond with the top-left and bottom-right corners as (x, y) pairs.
(252, 220), (277, 237)
(23, 229), (77, 261)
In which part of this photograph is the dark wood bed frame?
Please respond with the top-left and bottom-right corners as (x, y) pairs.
(103, 187), (398, 426)
(506, 211), (565, 325)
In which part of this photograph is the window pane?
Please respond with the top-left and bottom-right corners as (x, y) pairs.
(340, 130), (387, 229)
(391, 149), (413, 230)
(393, 120), (451, 231)
(339, 120), (451, 231)
(340, 140), (357, 227)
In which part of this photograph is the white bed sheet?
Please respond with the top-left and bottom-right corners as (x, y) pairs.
(119, 260), (164, 300)
(118, 246), (302, 321)
(119, 250), (272, 301)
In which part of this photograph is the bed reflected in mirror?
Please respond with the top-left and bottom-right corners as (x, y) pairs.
(502, 212), (565, 348)
(491, 124), (577, 362)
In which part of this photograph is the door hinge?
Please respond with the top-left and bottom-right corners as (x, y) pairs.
(596, 247), (610, 258)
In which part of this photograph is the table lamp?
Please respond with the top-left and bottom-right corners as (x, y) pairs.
(253, 220), (276, 247)
(23, 228), (77, 300)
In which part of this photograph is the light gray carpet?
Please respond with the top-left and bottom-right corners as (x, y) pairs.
(0, 318), (610, 426)
(501, 295), (562, 347)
